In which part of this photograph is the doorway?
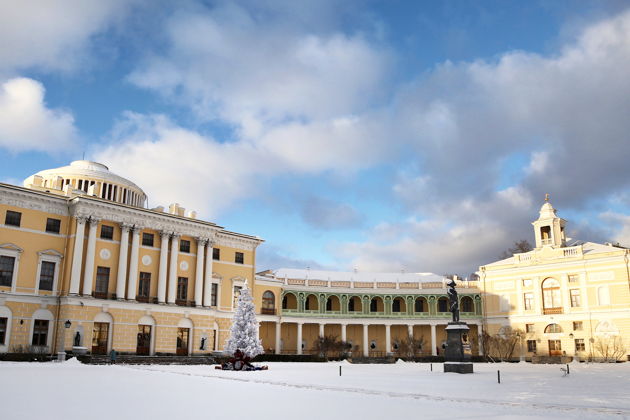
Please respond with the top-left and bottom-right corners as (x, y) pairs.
(176, 328), (190, 356)
(91, 322), (109, 355)
(137, 325), (152, 355)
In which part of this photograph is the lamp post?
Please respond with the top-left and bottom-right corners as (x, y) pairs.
(58, 320), (72, 362)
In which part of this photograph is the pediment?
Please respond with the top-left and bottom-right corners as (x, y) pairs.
(0, 243), (24, 253)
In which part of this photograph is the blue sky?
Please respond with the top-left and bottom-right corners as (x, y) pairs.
(2, 0), (630, 276)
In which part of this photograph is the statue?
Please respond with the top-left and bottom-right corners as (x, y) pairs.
(447, 279), (459, 323)
(74, 331), (81, 347)
(200, 337), (207, 351)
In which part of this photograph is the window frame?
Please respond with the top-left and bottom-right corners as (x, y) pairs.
(523, 292), (534, 310)
(45, 218), (61, 234)
(4, 210), (22, 227)
(138, 272), (151, 298)
(32, 319), (50, 347)
(179, 240), (191, 254)
(572, 321), (583, 331)
(525, 323), (535, 333)
(100, 225), (114, 240)
(0, 255), (16, 288)
(575, 338), (586, 352)
(34, 250), (62, 295)
(210, 283), (218, 306)
(526, 339), (537, 352)
(212, 247), (220, 260)
(0, 316), (7, 345)
(95, 266), (110, 296)
(0, 244), (22, 292)
(570, 288), (581, 308)
(142, 233), (154, 247)
(177, 277), (188, 301)
(235, 252), (244, 264)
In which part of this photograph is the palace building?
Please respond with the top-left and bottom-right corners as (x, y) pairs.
(254, 268), (483, 357)
(480, 200), (630, 361)
(0, 160), (263, 357)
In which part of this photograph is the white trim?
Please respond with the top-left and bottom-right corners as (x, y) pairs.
(0, 243), (22, 293)
(30, 308), (54, 351)
(0, 304), (12, 351)
(1, 224), (67, 238)
(138, 314), (156, 355)
(214, 260), (254, 269)
(94, 311), (114, 354)
(34, 250), (63, 295)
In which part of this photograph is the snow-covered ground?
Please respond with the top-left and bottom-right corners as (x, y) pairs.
(1, 360), (628, 419)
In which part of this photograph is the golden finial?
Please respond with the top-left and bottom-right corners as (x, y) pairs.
(545, 193), (550, 202)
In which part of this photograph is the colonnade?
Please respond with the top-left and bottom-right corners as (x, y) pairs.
(270, 321), (484, 357)
(69, 217), (217, 306)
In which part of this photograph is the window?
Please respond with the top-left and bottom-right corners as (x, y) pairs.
(211, 283), (218, 306)
(542, 278), (562, 311)
(326, 297), (332, 311)
(142, 233), (154, 247)
(45, 218), (61, 234)
(525, 324), (535, 333)
(262, 291), (275, 314)
(100, 225), (114, 240)
(527, 340), (537, 352)
(414, 298), (425, 312)
(523, 292), (534, 310)
(568, 274), (579, 283)
(177, 277), (188, 301)
(461, 296), (474, 312)
(575, 339), (585, 352)
(570, 289), (581, 307)
(392, 298), (401, 312)
(370, 298), (378, 312)
(0, 256), (15, 287)
(548, 339), (562, 352)
(348, 297), (355, 312)
(522, 279), (532, 287)
(233, 286), (242, 307)
(437, 297), (448, 312)
(544, 323), (562, 333)
(235, 252), (244, 264)
(38, 261), (55, 291)
(573, 321), (583, 331)
(0, 317), (7, 344)
(32, 319), (49, 346)
(5, 210), (21, 227)
(138, 272), (151, 297)
(213, 248), (220, 260)
(95, 267), (110, 296)
(179, 240), (190, 253)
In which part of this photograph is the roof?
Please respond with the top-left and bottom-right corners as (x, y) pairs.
(269, 268), (444, 283)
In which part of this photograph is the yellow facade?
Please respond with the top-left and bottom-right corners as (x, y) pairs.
(0, 161), (263, 357)
(480, 201), (630, 361)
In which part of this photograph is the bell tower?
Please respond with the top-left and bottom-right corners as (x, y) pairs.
(532, 194), (566, 248)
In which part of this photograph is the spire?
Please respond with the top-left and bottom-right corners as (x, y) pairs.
(532, 197), (566, 248)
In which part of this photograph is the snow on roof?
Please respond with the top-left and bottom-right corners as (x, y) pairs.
(270, 268), (444, 283)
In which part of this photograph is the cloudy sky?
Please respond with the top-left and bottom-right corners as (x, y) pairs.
(2, 0), (630, 276)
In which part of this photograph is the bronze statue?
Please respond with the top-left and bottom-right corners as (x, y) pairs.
(74, 331), (81, 347)
(447, 279), (459, 323)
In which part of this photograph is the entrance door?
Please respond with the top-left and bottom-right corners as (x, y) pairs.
(176, 328), (189, 356)
(137, 325), (152, 355)
(91, 322), (109, 355)
(548, 339), (562, 356)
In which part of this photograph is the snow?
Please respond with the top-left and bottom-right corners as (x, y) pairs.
(1, 361), (628, 419)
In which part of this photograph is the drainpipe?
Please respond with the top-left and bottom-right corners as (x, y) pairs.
(51, 199), (73, 357)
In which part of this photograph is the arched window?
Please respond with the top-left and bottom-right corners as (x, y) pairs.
(305, 294), (318, 311)
(542, 278), (562, 313)
(461, 296), (474, 313)
(348, 296), (362, 312)
(326, 296), (340, 311)
(282, 293), (297, 310)
(370, 297), (383, 312)
(544, 323), (562, 334)
(262, 291), (275, 314)
(414, 297), (427, 313)
(437, 297), (449, 312)
(392, 297), (405, 313)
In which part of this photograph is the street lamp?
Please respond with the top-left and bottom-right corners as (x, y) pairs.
(57, 320), (72, 362)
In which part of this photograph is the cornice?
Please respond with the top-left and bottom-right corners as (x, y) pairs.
(0, 184), (68, 216)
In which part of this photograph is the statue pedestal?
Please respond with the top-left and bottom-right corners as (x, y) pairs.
(443, 322), (473, 374)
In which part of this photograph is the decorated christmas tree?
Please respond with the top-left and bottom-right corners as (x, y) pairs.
(224, 283), (264, 358)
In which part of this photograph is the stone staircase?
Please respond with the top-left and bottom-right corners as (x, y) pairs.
(79, 354), (216, 365)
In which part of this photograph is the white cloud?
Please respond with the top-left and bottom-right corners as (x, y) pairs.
(0, 78), (77, 153)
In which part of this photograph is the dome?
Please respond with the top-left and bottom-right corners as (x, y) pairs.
(538, 201), (557, 219)
(23, 160), (147, 207)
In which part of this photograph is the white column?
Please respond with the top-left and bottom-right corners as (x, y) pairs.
(385, 324), (391, 354)
(407, 324), (413, 339)
(319, 323), (325, 337)
(116, 224), (131, 300)
(296, 322), (303, 355)
(157, 232), (169, 303)
(203, 242), (214, 307)
(431, 324), (437, 356)
(363, 324), (369, 357)
(167, 234), (180, 304)
(69, 217), (86, 295)
(81, 218), (99, 296)
(478, 324), (484, 356)
(195, 238), (206, 306)
(126, 227), (141, 300)
(275, 322), (282, 354)
(341, 324), (347, 342)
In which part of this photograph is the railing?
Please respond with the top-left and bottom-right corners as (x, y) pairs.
(543, 307), (563, 315)
(563, 247), (580, 257)
(261, 308), (276, 315)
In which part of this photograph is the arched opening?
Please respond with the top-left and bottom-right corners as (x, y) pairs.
(370, 297), (384, 313)
(137, 315), (155, 356)
(437, 297), (449, 313)
(392, 297), (406, 313)
(326, 295), (340, 312)
(177, 318), (193, 356)
(282, 293), (297, 310)
(262, 291), (275, 314)
(460, 296), (474, 313)
(414, 297), (427, 313)
(305, 294), (319, 311)
(348, 296), (362, 312)
(92, 312), (113, 355)
(544, 323), (562, 333)
(31, 309), (53, 350)
(542, 278), (562, 314)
